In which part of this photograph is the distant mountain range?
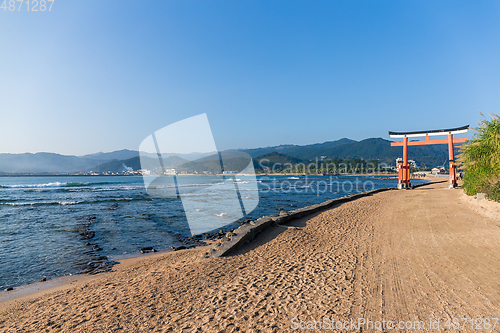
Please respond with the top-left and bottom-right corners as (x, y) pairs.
(0, 137), (462, 174)
(238, 138), (356, 159)
(241, 138), (457, 167)
(0, 153), (104, 174)
(82, 149), (140, 161)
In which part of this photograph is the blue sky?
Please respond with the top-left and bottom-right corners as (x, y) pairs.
(1, 1), (499, 155)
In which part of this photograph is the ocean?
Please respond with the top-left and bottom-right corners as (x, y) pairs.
(0, 175), (426, 290)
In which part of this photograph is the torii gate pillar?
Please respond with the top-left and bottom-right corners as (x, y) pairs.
(397, 137), (411, 189)
(389, 126), (469, 190)
(448, 134), (457, 189)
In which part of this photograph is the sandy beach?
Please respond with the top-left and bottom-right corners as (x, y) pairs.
(1, 179), (500, 332)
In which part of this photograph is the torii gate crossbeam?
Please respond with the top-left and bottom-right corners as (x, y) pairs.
(389, 125), (469, 189)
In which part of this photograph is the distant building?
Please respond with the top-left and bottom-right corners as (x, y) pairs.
(163, 168), (177, 175)
(431, 167), (446, 175)
(395, 158), (417, 168)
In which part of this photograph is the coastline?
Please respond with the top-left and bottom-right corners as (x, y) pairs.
(0, 177), (433, 306)
(0, 181), (398, 304)
(0, 172), (399, 177)
(0, 174), (420, 295)
(3, 179), (500, 331)
(0, 248), (189, 312)
(0, 179), (431, 309)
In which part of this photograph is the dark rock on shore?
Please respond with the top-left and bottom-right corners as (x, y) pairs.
(178, 235), (207, 246)
(77, 216), (97, 226)
(80, 231), (95, 240)
(170, 246), (187, 251)
(82, 256), (117, 275)
(78, 216), (96, 221)
(92, 245), (102, 251)
(203, 234), (219, 241)
(174, 226), (245, 247)
(140, 246), (157, 254)
(203, 231), (227, 241)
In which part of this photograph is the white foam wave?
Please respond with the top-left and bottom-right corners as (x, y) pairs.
(5, 182), (67, 189)
(1, 200), (83, 206)
(60, 201), (79, 205)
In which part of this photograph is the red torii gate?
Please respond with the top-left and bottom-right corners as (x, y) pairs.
(389, 125), (469, 189)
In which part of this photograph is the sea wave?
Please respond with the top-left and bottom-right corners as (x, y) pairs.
(3, 182), (67, 188)
(0, 200), (84, 206)
(66, 182), (114, 187)
(148, 182), (224, 189)
(0, 197), (152, 207)
(0, 181), (119, 189)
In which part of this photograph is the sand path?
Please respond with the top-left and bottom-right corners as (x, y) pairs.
(1, 181), (500, 332)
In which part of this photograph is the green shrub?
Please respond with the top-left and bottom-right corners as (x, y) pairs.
(458, 114), (500, 202)
(487, 182), (500, 202)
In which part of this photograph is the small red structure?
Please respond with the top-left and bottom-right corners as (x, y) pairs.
(389, 125), (469, 189)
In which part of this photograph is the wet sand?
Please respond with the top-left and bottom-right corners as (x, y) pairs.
(1, 180), (500, 332)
